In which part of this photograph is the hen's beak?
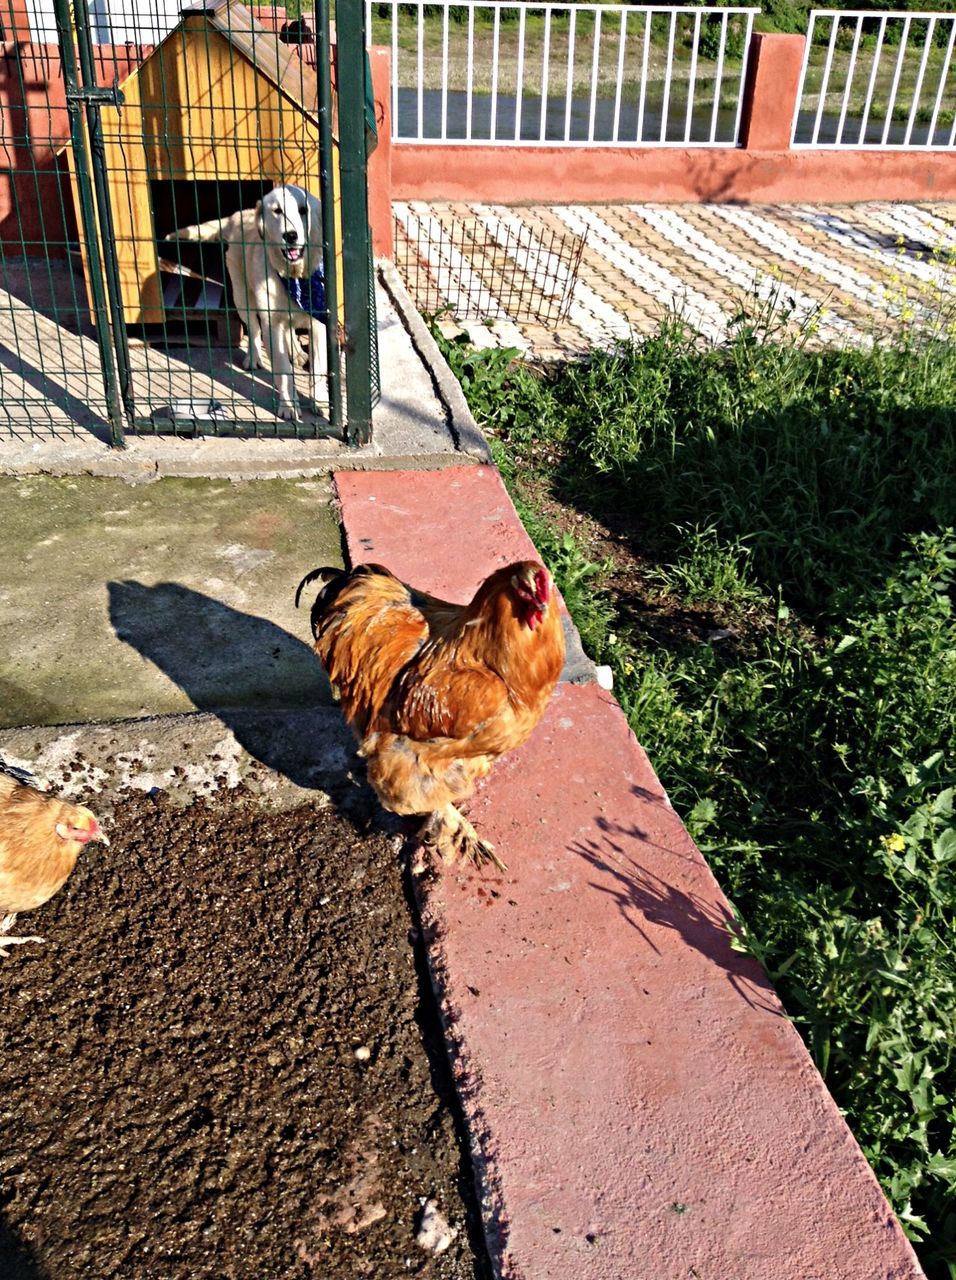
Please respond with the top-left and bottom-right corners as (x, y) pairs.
(86, 816), (109, 846)
(55, 817), (110, 846)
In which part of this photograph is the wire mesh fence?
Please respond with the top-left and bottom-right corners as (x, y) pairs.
(0, 0), (376, 444)
(393, 204), (586, 325)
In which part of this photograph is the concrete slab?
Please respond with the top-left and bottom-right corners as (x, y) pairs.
(414, 683), (923, 1280)
(0, 475), (341, 728)
(336, 463), (540, 599)
(0, 268), (489, 478)
(0, 707), (357, 812)
(333, 464), (922, 1278)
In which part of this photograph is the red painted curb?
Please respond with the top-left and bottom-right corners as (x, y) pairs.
(419, 684), (922, 1279)
(333, 465), (923, 1279)
(335, 465), (541, 600)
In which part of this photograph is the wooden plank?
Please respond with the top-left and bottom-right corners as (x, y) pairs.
(196, 0), (320, 122)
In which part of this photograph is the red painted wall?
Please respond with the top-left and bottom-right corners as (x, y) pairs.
(3, 27), (955, 260)
(367, 46), (393, 258)
(390, 142), (956, 205)
(389, 33), (956, 206)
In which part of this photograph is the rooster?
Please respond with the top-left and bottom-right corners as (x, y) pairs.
(295, 561), (565, 870)
(0, 771), (108, 956)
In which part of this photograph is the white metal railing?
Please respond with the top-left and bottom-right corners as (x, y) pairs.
(793, 9), (956, 148)
(24, 0), (184, 43)
(367, 2), (759, 147)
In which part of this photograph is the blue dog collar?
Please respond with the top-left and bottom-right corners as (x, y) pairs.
(278, 267), (327, 321)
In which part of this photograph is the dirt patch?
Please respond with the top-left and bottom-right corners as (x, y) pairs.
(0, 789), (490, 1280)
(519, 471), (734, 650)
(510, 461), (781, 657)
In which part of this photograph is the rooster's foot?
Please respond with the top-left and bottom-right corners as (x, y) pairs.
(420, 806), (508, 873)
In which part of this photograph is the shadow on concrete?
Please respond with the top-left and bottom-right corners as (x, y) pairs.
(0, 676), (64, 732)
(0, 254), (330, 440)
(571, 808), (782, 1018)
(0, 341), (114, 444)
(0, 1217), (48, 1280)
(107, 580), (346, 789)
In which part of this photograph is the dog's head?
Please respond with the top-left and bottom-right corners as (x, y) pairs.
(256, 184), (321, 279)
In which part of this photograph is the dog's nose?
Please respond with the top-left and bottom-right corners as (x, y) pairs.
(283, 229), (299, 245)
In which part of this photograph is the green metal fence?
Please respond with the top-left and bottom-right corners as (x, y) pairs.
(0, 0), (378, 446)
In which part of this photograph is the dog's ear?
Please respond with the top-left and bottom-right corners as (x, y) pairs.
(305, 193), (322, 269)
(309, 195), (321, 242)
(255, 199), (264, 242)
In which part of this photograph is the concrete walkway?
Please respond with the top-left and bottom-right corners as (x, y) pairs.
(0, 263), (488, 730)
(0, 263), (489, 469)
(0, 207), (931, 1277)
(0, 474), (342, 728)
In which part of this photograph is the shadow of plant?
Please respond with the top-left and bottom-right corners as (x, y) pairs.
(571, 794), (783, 1019)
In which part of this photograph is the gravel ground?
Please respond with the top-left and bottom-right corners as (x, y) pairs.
(0, 788), (490, 1280)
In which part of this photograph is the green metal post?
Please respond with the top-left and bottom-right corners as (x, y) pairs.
(335, 0), (374, 447)
(69, 0), (136, 438)
(315, 0), (344, 439)
(51, 0), (127, 447)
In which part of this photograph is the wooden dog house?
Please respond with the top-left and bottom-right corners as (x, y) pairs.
(62, 0), (339, 328)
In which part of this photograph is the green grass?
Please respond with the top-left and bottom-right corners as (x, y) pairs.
(432, 288), (956, 1277)
(369, 9), (748, 102)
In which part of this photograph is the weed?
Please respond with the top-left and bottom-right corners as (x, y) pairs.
(646, 524), (766, 618)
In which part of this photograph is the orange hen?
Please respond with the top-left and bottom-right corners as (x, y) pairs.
(295, 560), (565, 869)
(0, 771), (108, 956)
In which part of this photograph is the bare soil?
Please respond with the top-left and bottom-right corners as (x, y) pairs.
(518, 465), (734, 650)
(0, 789), (490, 1280)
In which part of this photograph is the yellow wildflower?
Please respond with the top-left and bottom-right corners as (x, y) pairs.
(880, 832), (906, 854)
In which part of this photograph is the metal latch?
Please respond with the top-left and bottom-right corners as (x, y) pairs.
(65, 81), (125, 108)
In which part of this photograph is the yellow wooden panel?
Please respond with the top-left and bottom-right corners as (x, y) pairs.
(119, 29), (321, 182)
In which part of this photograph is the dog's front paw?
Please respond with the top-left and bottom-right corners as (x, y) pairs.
(277, 397), (302, 423)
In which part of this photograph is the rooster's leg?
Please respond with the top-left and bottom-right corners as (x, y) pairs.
(0, 915), (44, 958)
(420, 804), (508, 873)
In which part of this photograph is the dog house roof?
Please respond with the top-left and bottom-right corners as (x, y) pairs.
(141, 0), (321, 123)
(51, 2), (321, 151)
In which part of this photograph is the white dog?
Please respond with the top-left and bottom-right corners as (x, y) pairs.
(168, 184), (328, 422)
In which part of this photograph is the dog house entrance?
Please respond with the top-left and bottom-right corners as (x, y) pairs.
(151, 179), (269, 345)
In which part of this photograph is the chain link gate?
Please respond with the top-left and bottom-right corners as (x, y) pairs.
(0, 0), (377, 446)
